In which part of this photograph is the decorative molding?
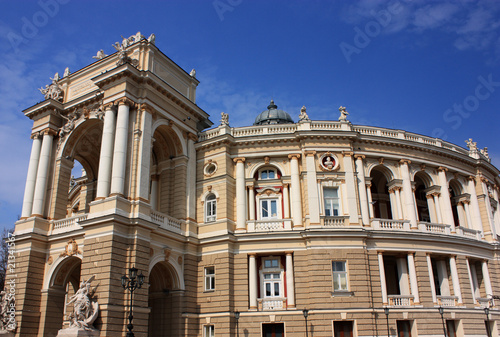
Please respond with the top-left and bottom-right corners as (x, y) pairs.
(233, 157), (246, 164)
(60, 238), (81, 257)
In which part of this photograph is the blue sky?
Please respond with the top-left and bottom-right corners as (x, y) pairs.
(0, 0), (499, 231)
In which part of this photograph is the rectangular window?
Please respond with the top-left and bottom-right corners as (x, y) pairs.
(206, 194), (217, 222)
(397, 320), (412, 337)
(264, 273), (281, 297)
(324, 187), (340, 216)
(261, 199), (278, 219)
(204, 325), (215, 337)
(334, 321), (354, 337)
(204, 266), (215, 291)
(446, 320), (457, 337)
(332, 261), (348, 291)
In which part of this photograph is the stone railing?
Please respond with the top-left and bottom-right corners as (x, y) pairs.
(258, 298), (286, 311)
(51, 214), (87, 234)
(418, 222), (451, 234)
(371, 219), (410, 231)
(456, 226), (482, 240)
(388, 295), (414, 307)
(198, 122), (474, 158)
(247, 219), (293, 232)
(322, 216), (348, 227)
(437, 295), (458, 307)
(150, 210), (183, 233)
(476, 297), (493, 308)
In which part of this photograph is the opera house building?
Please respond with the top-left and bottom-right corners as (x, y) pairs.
(11, 34), (500, 337)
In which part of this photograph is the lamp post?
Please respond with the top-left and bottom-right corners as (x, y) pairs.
(235, 311), (240, 337)
(484, 307), (491, 337)
(121, 266), (145, 337)
(384, 307), (390, 337)
(303, 309), (309, 337)
(438, 307), (447, 337)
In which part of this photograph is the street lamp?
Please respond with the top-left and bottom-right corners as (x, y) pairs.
(121, 266), (145, 337)
(384, 307), (390, 337)
(438, 307), (447, 337)
(484, 307), (491, 337)
(303, 309), (309, 337)
(235, 311), (240, 337)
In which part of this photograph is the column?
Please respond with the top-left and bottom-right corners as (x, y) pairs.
(449, 256), (463, 304)
(436, 260), (450, 296)
(186, 133), (196, 220)
(286, 252), (295, 308)
(400, 160), (418, 228)
(283, 183), (290, 218)
(289, 154), (303, 227)
(31, 130), (55, 217)
(21, 133), (42, 218)
(397, 257), (411, 296)
(467, 176), (483, 232)
(456, 202), (466, 227)
(110, 99), (131, 196)
(150, 175), (158, 211)
(234, 158), (246, 230)
(426, 195), (437, 223)
(426, 255), (437, 304)
(407, 253), (420, 304)
(249, 254), (257, 310)
(96, 103), (116, 199)
(438, 167), (455, 231)
(342, 152), (359, 224)
(394, 188), (404, 220)
(463, 201), (473, 229)
(136, 106), (153, 202)
(378, 252), (388, 305)
(482, 261), (493, 298)
(467, 259), (480, 300)
(433, 193), (443, 224)
(480, 178), (496, 236)
(248, 186), (255, 221)
(305, 152), (320, 224)
(367, 183), (374, 218)
(355, 155), (370, 226)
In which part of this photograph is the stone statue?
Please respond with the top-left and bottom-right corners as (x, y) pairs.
(58, 110), (80, 139)
(299, 105), (310, 121)
(113, 36), (139, 68)
(190, 69), (196, 78)
(480, 147), (490, 161)
(220, 112), (229, 126)
(39, 73), (64, 101)
(63, 67), (70, 77)
(338, 106), (349, 121)
(66, 275), (99, 330)
(0, 291), (16, 333)
(92, 49), (107, 60)
(465, 138), (478, 152)
(148, 33), (156, 44)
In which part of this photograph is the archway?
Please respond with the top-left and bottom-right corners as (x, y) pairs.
(414, 172), (432, 222)
(148, 261), (183, 337)
(370, 166), (393, 219)
(40, 256), (81, 336)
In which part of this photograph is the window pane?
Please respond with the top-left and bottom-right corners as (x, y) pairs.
(264, 260), (271, 268)
(274, 282), (280, 296)
(273, 273), (280, 279)
(268, 171), (275, 179)
(271, 200), (277, 217)
(264, 274), (271, 279)
(340, 274), (347, 290)
(266, 283), (271, 296)
(272, 259), (279, 268)
(334, 275), (340, 290)
(262, 201), (269, 217)
(334, 262), (345, 272)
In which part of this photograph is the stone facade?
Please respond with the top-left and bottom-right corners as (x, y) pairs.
(10, 34), (500, 337)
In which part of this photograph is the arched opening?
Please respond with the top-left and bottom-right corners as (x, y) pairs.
(370, 166), (393, 219)
(414, 173), (431, 222)
(449, 179), (464, 227)
(41, 256), (81, 336)
(151, 125), (183, 218)
(54, 119), (103, 220)
(148, 261), (183, 337)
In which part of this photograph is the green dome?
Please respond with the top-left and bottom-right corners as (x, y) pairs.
(254, 100), (294, 125)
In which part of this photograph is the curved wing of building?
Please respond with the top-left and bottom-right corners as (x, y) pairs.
(12, 33), (500, 337)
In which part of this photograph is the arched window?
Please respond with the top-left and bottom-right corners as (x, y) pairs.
(205, 194), (217, 222)
(260, 169), (276, 180)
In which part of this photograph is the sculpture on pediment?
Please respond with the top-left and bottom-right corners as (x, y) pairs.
(299, 105), (310, 121)
(39, 72), (64, 101)
(66, 275), (99, 330)
(113, 39), (139, 68)
(190, 69), (196, 78)
(57, 109), (81, 148)
(220, 112), (229, 126)
(0, 290), (16, 332)
(148, 33), (156, 44)
(338, 106), (349, 121)
(63, 67), (70, 77)
(480, 147), (490, 161)
(92, 49), (107, 60)
(465, 138), (478, 152)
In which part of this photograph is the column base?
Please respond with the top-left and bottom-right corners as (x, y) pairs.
(30, 213), (44, 218)
(57, 328), (99, 337)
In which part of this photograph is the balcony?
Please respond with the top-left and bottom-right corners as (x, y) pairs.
(150, 210), (183, 234)
(418, 222), (451, 234)
(322, 216), (349, 227)
(50, 214), (87, 235)
(437, 295), (458, 307)
(388, 295), (414, 307)
(247, 219), (292, 232)
(258, 298), (287, 311)
(476, 297), (493, 308)
(371, 219), (410, 231)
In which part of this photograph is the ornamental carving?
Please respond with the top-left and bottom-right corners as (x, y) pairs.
(338, 106), (349, 121)
(60, 238), (81, 257)
(0, 290), (16, 332)
(39, 72), (64, 101)
(319, 153), (339, 171)
(66, 275), (99, 331)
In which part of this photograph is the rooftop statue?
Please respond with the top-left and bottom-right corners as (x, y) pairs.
(92, 49), (107, 60)
(220, 112), (229, 126)
(299, 105), (310, 121)
(39, 72), (64, 101)
(190, 69), (196, 78)
(465, 138), (478, 152)
(338, 106), (349, 121)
